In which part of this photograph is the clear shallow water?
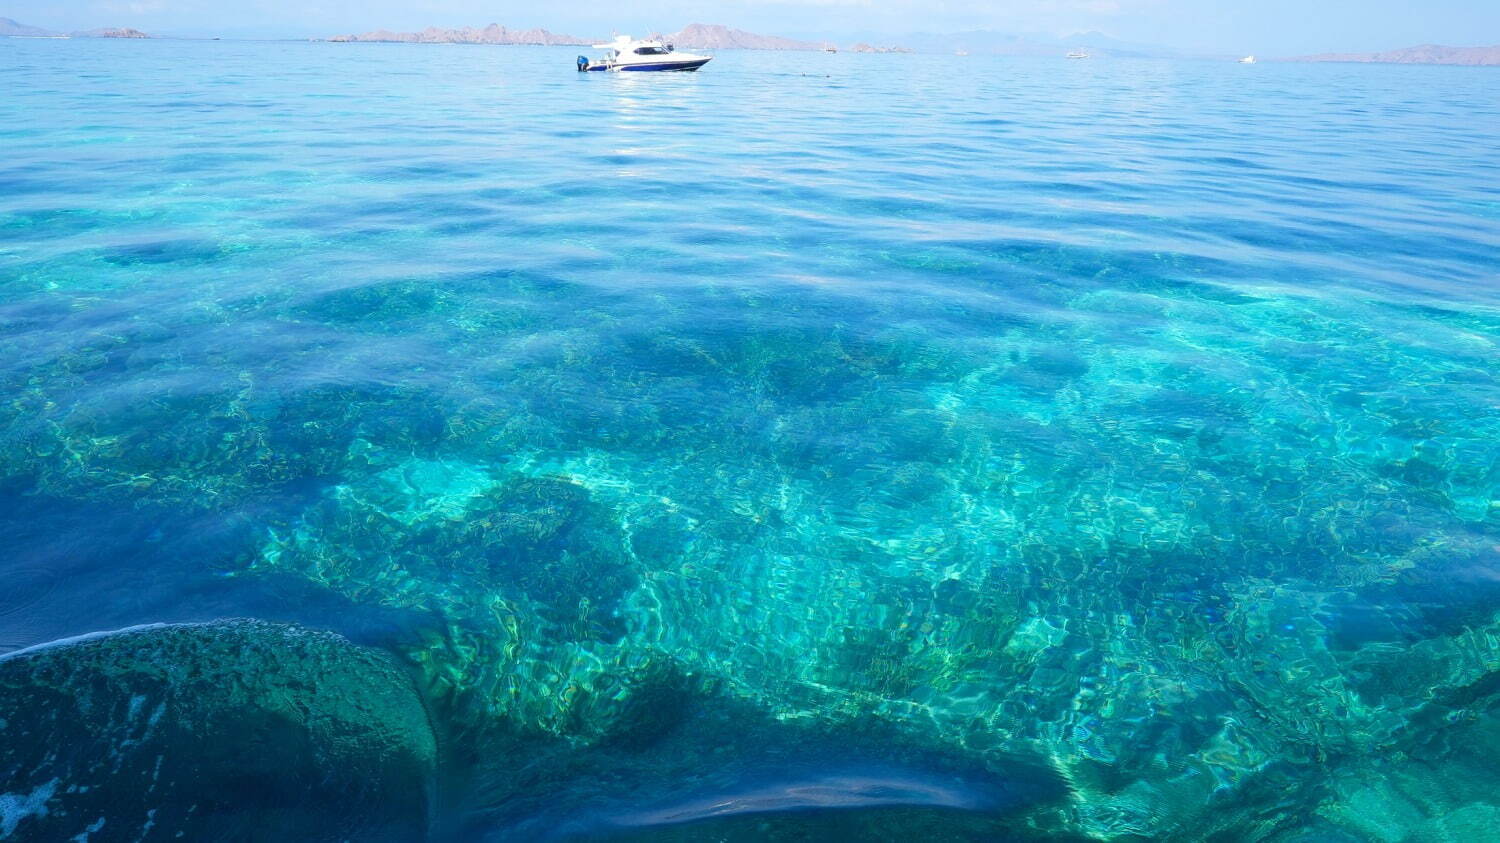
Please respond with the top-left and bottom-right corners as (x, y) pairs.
(2, 37), (1500, 840)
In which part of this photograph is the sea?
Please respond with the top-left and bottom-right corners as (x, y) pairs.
(2, 37), (1499, 841)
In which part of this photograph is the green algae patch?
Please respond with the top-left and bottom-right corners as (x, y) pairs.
(252, 455), (652, 736)
(0, 620), (437, 842)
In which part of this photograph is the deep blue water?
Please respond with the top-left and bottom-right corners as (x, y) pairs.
(2, 37), (1500, 841)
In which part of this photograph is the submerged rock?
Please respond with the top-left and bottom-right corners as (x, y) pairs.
(454, 672), (1073, 841)
(0, 620), (437, 842)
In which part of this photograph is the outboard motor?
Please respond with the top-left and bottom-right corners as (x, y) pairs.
(577, 55), (590, 72)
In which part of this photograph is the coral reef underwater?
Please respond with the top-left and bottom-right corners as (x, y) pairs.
(2, 39), (1499, 842)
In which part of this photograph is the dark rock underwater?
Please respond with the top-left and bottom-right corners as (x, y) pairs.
(0, 620), (1082, 842)
(0, 621), (436, 841)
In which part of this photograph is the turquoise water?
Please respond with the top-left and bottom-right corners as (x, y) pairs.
(2, 37), (1500, 840)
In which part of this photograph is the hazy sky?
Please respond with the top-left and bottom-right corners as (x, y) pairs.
(8, 0), (1500, 54)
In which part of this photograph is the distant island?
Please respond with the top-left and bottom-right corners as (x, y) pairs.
(9, 13), (1497, 66)
(0, 16), (50, 36)
(651, 23), (911, 53)
(1287, 44), (1500, 66)
(75, 27), (150, 39)
(326, 21), (912, 53)
(0, 17), (150, 38)
(660, 23), (820, 51)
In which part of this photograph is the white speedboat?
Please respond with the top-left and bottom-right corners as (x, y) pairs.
(1066, 50), (1090, 59)
(577, 36), (712, 72)
(1239, 55), (1257, 64)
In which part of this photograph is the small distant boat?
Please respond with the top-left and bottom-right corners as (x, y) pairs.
(1239, 55), (1257, 64)
(956, 50), (969, 57)
(577, 36), (712, 72)
(824, 44), (837, 53)
(1066, 50), (1090, 59)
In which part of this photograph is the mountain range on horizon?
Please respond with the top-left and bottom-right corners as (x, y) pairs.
(4, 14), (1498, 65)
(658, 23), (822, 52)
(317, 22), (1500, 65)
(1286, 43), (1500, 65)
(325, 22), (910, 53)
(314, 21), (1500, 64)
(0, 16), (149, 38)
(321, 21), (1171, 56)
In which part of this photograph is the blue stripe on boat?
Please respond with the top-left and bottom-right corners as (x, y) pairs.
(617, 60), (710, 72)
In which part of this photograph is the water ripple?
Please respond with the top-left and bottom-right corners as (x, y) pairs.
(1, 39), (1499, 842)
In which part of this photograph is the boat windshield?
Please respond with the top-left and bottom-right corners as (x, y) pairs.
(634, 46), (670, 55)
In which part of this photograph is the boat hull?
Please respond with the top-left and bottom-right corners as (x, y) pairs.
(582, 58), (711, 72)
(620, 59), (710, 71)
